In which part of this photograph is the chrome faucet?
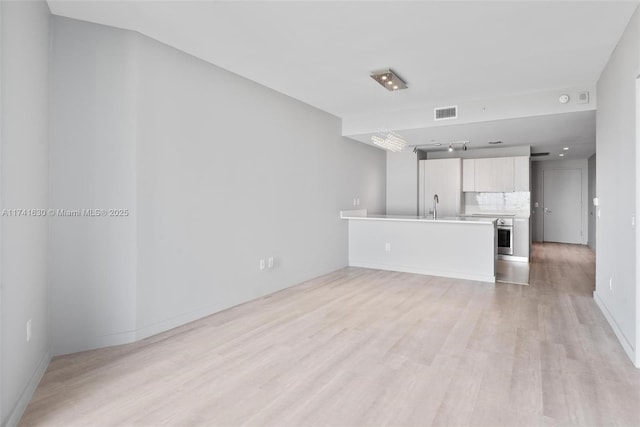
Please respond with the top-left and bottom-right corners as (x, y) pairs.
(433, 194), (439, 220)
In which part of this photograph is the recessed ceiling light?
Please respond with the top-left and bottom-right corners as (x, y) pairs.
(559, 153), (565, 157)
(393, 85), (398, 90)
(381, 76), (387, 80)
(387, 80), (393, 85)
(563, 147), (569, 151)
(448, 143), (454, 152)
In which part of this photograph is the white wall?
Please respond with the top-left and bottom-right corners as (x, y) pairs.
(49, 17), (386, 354)
(594, 6), (639, 366)
(133, 34), (386, 337)
(531, 159), (589, 244)
(588, 154), (596, 252)
(337, 137), (386, 216)
(49, 17), (138, 355)
(0, 2), (51, 426)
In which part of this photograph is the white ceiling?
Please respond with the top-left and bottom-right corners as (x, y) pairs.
(48, 1), (638, 156)
(349, 110), (597, 161)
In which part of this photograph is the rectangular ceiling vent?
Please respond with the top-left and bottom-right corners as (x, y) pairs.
(434, 105), (457, 121)
(531, 152), (550, 157)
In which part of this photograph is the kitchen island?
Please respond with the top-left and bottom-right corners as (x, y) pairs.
(341, 211), (497, 283)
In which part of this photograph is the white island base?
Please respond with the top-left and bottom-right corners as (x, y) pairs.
(342, 211), (497, 283)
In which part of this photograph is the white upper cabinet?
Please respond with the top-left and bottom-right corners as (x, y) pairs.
(474, 157), (514, 192)
(513, 156), (530, 191)
(462, 156), (530, 193)
(418, 158), (462, 217)
(462, 159), (475, 192)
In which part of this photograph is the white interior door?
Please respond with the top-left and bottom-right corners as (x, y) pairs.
(543, 169), (582, 244)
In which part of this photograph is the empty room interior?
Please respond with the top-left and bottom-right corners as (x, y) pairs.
(3, 1), (640, 426)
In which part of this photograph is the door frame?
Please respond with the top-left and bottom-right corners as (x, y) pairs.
(0, 1), (4, 420)
(635, 76), (640, 367)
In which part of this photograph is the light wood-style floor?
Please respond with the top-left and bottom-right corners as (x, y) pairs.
(20, 243), (640, 426)
(496, 259), (530, 285)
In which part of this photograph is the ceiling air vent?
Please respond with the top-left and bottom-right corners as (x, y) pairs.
(577, 91), (590, 104)
(531, 152), (550, 157)
(434, 105), (457, 121)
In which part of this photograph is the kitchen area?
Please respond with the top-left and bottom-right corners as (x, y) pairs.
(342, 146), (532, 285)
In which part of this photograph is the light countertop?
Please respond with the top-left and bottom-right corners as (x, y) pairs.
(460, 212), (531, 219)
(340, 212), (496, 225)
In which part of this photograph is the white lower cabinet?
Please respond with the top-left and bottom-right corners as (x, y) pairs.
(513, 218), (530, 259)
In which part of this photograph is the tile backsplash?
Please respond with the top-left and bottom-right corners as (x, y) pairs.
(464, 192), (530, 215)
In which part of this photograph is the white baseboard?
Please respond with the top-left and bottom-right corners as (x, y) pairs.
(135, 305), (224, 342)
(53, 330), (137, 356)
(4, 350), (51, 427)
(594, 291), (638, 367)
(349, 261), (495, 283)
(498, 255), (529, 263)
(53, 305), (239, 356)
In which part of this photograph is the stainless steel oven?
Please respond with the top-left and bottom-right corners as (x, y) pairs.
(496, 218), (514, 255)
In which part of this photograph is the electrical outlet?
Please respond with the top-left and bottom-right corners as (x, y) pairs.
(267, 257), (274, 269)
(609, 276), (613, 291)
(385, 243), (391, 252)
(259, 259), (266, 270)
(356, 198), (360, 206)
(26, 319), (32, 342)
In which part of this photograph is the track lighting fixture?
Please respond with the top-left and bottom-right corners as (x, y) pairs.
(408, 140), (469, 152)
